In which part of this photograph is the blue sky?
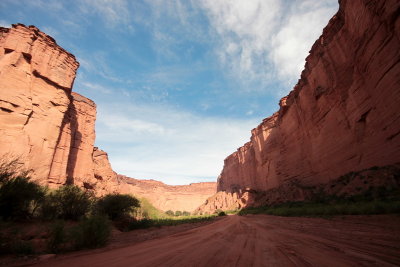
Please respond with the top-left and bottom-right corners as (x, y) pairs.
(0, 0), (338, 185)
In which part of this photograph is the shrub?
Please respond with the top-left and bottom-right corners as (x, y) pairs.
(135, 198), (168, 219)
(126, 218), (154, 230)
(0, 158), (25, 183)
(12, 241), (34, 256)
(113, 214), (136, 231)
(47, 221), (66, 253)
(218, 211), (226, 216)
(182, 211), (190, 216)
(0, 230), (12, 255)
(175, 211), (182, 216)
(0, 166), (45, 220)
(71, 215), (111, 249)
(40, 195), (60, 220)
(165, 210), (174, 216)
(43, 185), (92, 220)
(96, 194), (139, 220)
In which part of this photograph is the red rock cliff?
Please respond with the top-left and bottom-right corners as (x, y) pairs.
(118, 175), (216, 212)
(217, 0), (400, 195)
(0, 24), (79, 182)
(0, 24), (114, 192)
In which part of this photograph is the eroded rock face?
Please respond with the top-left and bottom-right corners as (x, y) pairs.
(48, 93), (97, 187)
(119, 175), (216, 212)
(0, 24), (79, 183)
(92, 147), (121, 195)
(206, 0), (400, 210)
(0, 25), (111, 192)
(197, 164), (400, 213)
(66, 93), (97, 187)
(194, 191), (253, 215)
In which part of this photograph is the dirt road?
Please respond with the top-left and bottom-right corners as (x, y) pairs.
(34, 215), (400, 266)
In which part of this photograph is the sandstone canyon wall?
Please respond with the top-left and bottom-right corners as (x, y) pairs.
(198, 0), (400, 212)
(0, 24), (215, 212)
(119, 175), (216, 212)
(0, 24), (78, 183)
(0, 24), (116, 192)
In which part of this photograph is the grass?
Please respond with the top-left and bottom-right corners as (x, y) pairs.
(238, 165), (400, 218)
(224, 209), (240, 215)
(134, 197), (169, 220)
(112, 196), (219, 231)
(239, 199), (400, 217)
(126, 214), (217, 230)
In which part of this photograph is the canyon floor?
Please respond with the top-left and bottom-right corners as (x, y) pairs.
(27, 214), (400, 267)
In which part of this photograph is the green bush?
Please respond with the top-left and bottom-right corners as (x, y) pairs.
(43, 185), (93, 220)
(239, 199), (400, 217)
(175, 210), (182, 216)
(126, 215), (217, 230)
(0, 168), (45, 220)
(12, 240), (34, 256)
(40, 195), (60, 220)
(0, 230), (12, 255)
(47, 221), (66, 253)
(71, 215), (111, 249)
(135, 198), (168, 219)
(126, 218), (154, 230)
(218, 211), (226, 216)
(165, 210), (174, 216)
(182, 211), (190, 216)
(96, 194), (139, 220)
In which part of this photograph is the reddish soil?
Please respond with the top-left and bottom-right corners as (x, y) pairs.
(29, 215), (400, 266)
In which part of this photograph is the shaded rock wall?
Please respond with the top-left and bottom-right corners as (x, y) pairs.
(66, 93), (97, 186)
(48, 93), (97, 187)
(218, 0), (400, 194)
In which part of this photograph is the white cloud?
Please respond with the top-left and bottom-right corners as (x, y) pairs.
(80, 81), (112, 94)
(0, 21), (10, 28)
(79, 0), (130, 26)
(77, 53), (123, 83)
(270, 1), (339, 82)
(94, 100), (258, 185)
(41, 26), (59, 39)
(71, 0), (337, 94)
(199, 0), (338, 92)
(29, 0), (63, 11)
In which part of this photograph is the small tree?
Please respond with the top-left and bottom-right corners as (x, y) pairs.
(0, 159), (45, 220)
(0, 176), (45, 220)
(43, 185), (92, 220)
(165, 210), (174, 216)
(96, 194), (139, 220)
(72, 215), (111, 249)
(182, 211), (190, 216)
(175, 210), (182, 216)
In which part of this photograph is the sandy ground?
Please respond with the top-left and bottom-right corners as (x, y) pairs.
(29, 214), (400, 266)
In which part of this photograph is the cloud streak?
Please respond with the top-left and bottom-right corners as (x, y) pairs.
(94, 98), (258, 185)
(199, 0), (338, 92)
(78, 0), (130, 27)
